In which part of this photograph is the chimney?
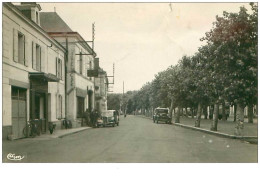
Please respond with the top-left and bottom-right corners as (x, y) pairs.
(16, 2), (42, 26)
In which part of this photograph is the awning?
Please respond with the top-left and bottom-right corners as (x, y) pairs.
(29, 72), (59, 82)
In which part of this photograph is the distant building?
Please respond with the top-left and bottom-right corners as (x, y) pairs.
(40, 11), (96, 127)
(2, 2), (66, 139)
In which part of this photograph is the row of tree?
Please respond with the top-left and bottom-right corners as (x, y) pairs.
(108, 3), (257, 135)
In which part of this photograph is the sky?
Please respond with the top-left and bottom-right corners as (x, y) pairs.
(39, 2), (251, 93)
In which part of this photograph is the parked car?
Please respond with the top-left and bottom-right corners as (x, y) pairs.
(98, 110), (119, 127)
(153, 108), (171, 124)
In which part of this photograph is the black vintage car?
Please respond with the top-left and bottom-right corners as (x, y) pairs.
(98, 110), (119, 127)
(153, 108), (171, 124)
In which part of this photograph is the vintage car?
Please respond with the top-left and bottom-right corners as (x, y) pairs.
(98, 110), (119, 127)
(153, 108), (171, 124)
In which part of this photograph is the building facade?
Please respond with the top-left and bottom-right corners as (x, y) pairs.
(40, 12), (96, 128)
(2, 3), (66, 140)
(95, 68), (109, 113)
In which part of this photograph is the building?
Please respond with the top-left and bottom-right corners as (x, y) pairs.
(40, 12), (97, 127)
(2, 2), (66, 140)
(95, 67), (109, 113)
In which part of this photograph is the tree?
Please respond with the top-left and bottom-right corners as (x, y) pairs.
(202, 4), (258, 133)
(107, 93), (121, 110)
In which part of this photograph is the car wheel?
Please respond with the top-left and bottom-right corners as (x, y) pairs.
(112, 124), (115, 127)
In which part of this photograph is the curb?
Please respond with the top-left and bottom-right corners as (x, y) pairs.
(172, 122), (258, 144)
(58, 127), (92, 138)
(139, 115), (258, 144)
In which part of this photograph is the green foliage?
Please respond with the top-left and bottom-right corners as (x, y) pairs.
(107, 93), (121, 110)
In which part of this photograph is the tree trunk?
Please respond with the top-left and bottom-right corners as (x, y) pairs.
(195, 102), (202, 127)
(203, 106), (208, 119)
(185, 107), (188, 117)
(175, 106), (180, 123)
(234, 104), (237, 122)
(169, 98), (174, 122)
(191, 108), (194, 118)
(209, 105), (214, 120)
(235, 102), (244, 136)
(248, 101), (254, 123)
(222, 101), (227, 121)
(211, 103), (219, 131)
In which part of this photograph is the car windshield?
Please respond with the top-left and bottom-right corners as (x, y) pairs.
(156, 109), (168, 113)
(101, 111), (114, 117)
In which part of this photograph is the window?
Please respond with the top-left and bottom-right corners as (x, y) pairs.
(18, 32), (25, 65)
(77, 97), (85, 118)
(56, 58), (62, 80)
(36, 44), (41, 71)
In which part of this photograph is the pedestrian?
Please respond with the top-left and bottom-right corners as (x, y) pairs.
(93, 109), (100, 128)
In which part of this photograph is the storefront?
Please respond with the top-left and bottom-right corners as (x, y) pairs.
(29, 72), (59, 133)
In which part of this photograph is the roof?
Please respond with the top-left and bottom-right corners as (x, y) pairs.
(3, 3), (66, 53)
(40, 12), (73, 32)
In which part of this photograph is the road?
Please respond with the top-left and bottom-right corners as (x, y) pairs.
(2, 115), (257, 163)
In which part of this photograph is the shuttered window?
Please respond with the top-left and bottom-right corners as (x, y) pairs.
(13, 29), (18, 62)
(36, 44), (41, 71)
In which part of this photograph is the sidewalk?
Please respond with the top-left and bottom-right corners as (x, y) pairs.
(4, 127), (92, 142)
(141, 115), (258, 143)
(35, 127), (92, 140)
(175, 116), (258, 137)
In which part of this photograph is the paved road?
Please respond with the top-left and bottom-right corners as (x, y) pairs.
(2, 115), (257, 163)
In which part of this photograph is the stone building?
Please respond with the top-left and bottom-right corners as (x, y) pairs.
(2, 2), (66, 139)
(40, 11), (96, 127)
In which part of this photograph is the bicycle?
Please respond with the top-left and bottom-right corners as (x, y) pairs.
(23, 119), (41, 138)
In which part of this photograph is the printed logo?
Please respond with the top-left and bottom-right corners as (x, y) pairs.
(7, 153), (25, 161)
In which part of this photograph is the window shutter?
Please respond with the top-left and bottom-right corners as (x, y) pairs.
(32, 42), (36, 70)
(41, 47), (45, 72)
(24, 36), (28, 66)
(56, 57), (58, 77)
(13, 29), (18, 62)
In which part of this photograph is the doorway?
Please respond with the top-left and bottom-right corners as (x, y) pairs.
(34, 93), (46, 133)
(11, 87), (27, 139)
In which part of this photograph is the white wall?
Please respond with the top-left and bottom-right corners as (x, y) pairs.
(2, 4), (65, 127)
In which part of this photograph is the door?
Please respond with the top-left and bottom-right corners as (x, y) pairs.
(12, 87), (27, 139)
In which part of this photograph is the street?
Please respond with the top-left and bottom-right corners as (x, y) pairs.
(2, 115), (257, 163)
